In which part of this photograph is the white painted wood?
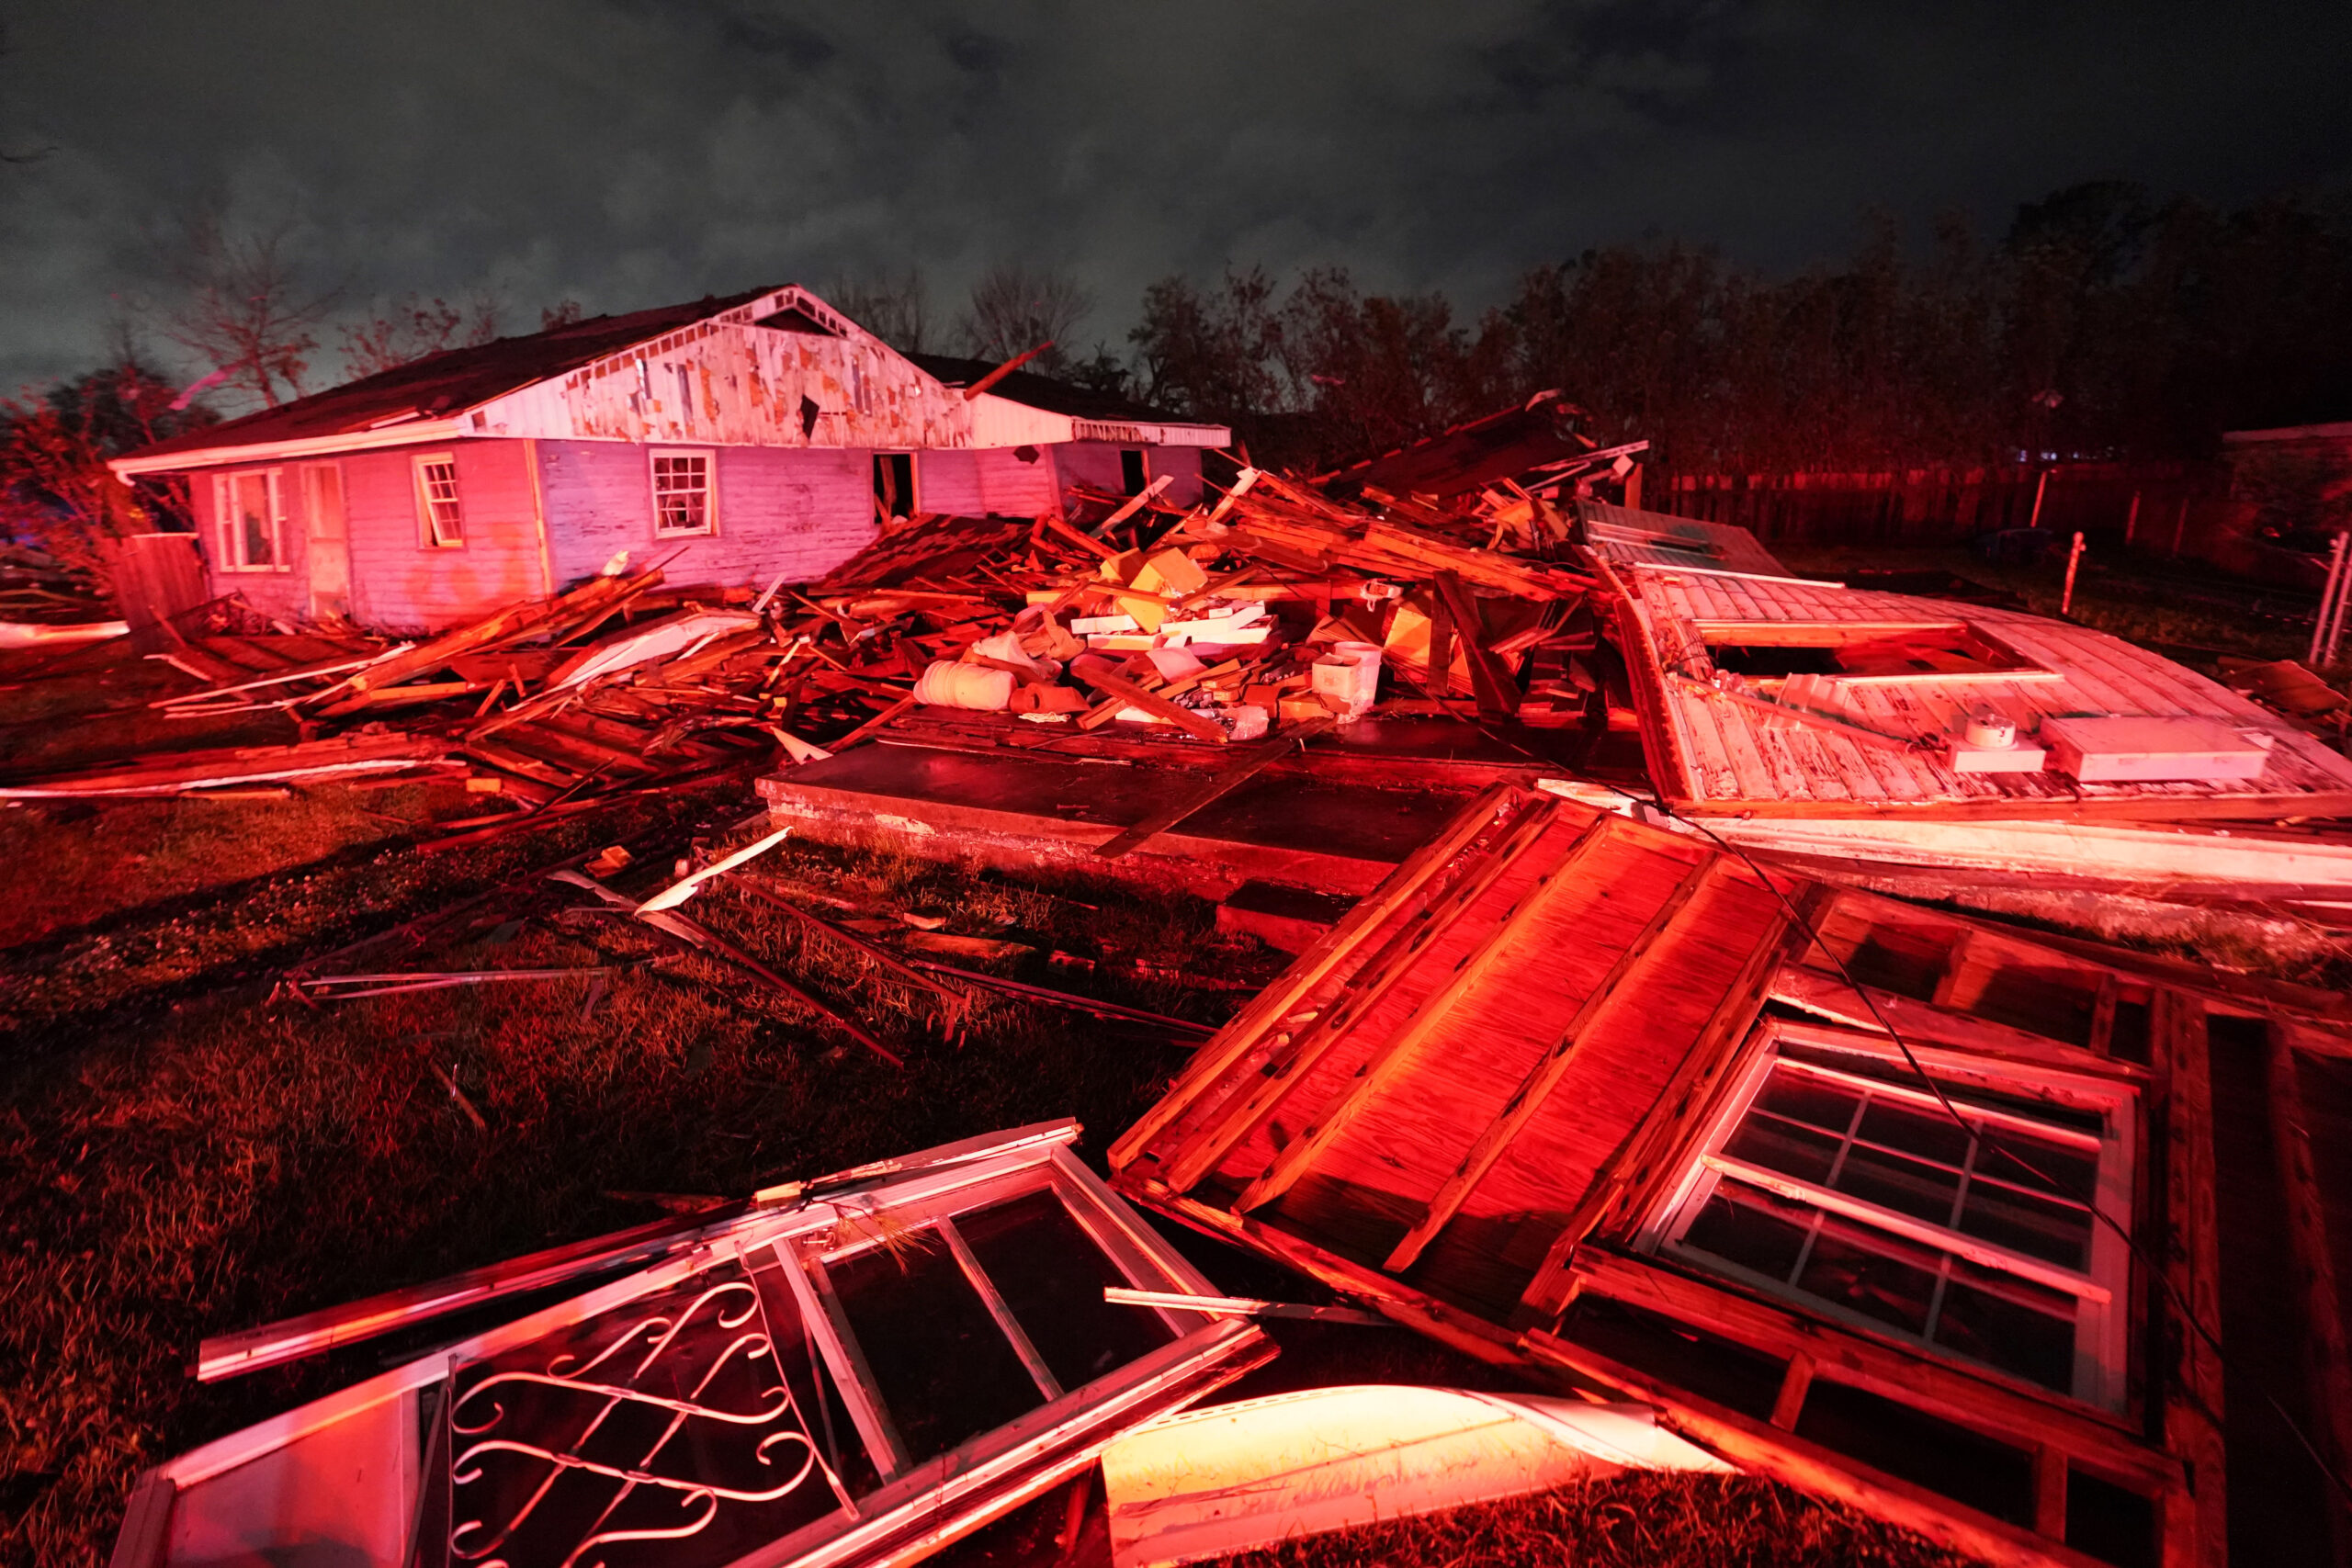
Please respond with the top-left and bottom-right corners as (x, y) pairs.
(1102, 1385), (1725, 1567)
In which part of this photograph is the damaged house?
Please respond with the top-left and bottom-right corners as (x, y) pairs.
(106, 287), (1228, 631)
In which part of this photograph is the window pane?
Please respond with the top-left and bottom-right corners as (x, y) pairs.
(1973, 1128), (2098, 1203)
(1835, 1141), (1962, 1226)
(1933, 1258), (2078, 1393)
(1959, 1179), (2093, 1269)
(1754, 1067), (1862, 1134)
(828, 1229), (1044, 1465)
(1794, 1213), (1939, 1336)
(953, 1189), (1175, 1393)
(1682, 1183), (1812, 1282)
(233, 475), (272, 566)
(1856, 1097), (1971, 1167)
(1724, 1113), (1842, 1183)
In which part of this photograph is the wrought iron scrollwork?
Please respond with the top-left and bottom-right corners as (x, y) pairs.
(449, 1278), (828, 1568)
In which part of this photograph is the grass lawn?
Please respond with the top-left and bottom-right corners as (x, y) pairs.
(1, 639), (1972, 1567)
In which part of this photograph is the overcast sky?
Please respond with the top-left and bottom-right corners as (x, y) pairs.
(3, 0), (2347, 396)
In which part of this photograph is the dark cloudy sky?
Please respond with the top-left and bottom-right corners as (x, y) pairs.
(3, 1), (2347, 397)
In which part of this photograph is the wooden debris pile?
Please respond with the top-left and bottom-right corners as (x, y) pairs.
(787, 465), (1620, 764)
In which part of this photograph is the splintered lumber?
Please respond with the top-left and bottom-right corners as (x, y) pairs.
(307, 568), (662, 715)
(900, 958), (1216, 1037)
(722, 872), (967, 1006)
(1071, 664), (1230, 743)
(1094, 717), (1336, 859)
(0, 731), (461, 797)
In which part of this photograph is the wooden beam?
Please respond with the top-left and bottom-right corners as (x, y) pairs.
(1431, 569), (1521, 716)
(1559, 1247), (2171, 1486)
(1230, 817), (1623, 1214)
(1108, 784), (1528, 1173)
(2154, 990), (2229, 1568)
(1069, 664), (1230, 744)
(1381, 853), (1724, 1273)
(2267, 1024), (2352, 1564)
(1772, 1351), (1815, 1430)
(1521, 1329), (2123, 1568)
(1770, 967), (2150, 1082)
(1092, 718), (1334, 860)
(1159, 796), (1567, 1193)
(2037, 1442), (2071, 1541)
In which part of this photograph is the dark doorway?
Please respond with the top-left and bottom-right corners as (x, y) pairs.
(873, 452), (916, 521)
(1119, 449), (1148, 496)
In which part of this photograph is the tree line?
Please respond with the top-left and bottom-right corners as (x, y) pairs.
(6, 179), (2350, 581)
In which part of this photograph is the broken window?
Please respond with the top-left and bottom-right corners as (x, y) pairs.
(872, 452), (915, 522)
(211, 469), (282, 571)
(1120, 448), (1148, 497)
(126, 1128), (1263, 1568)
(1649, 1030), (2133, 1408)
(1701, 622), (2041, 681)
(413, 454), (465, 547)
(651, 450), (715, 536)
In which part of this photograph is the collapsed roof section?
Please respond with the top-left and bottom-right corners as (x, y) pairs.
(1111, 782), (2352, 1568)
(114, 1122), (1270, 1568)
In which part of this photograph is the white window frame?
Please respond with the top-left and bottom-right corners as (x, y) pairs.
(649, 447), (718, 538)
(412, 452), (465, 549)
(1641, 1019), (2135, 1410)
(210, 468), (288, 573)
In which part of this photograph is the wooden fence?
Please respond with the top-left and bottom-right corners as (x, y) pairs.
(1658, 462), (2234, 555)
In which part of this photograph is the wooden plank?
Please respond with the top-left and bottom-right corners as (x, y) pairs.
(1521, 1329), (2122, 1568)
(1431, 570), (1520, 716)
(1513, 886), (1823, 1323)
(1108, 784), (1526, 1173)
(1771, 1352), (1815, 1430)
(1093, 718), (1335, 860)
(2154, 990), (2229, 1568)
(1381, 854), (1724, 1273)
(2036, 1443), (2070, 1541)
(1159, 796), (1567, 1193)
(1070, 664), (1231, 744)
(1229, 817), (1624, 1214)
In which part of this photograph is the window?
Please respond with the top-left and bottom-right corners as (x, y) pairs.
(1119, 448), (1148, 497)
(210, 469), (284, 571)
(413, 454), (464, 547)
(872, 452), (915, 522)
(651, 449), (716, 536)
(1646, 1025), (2133, 1408)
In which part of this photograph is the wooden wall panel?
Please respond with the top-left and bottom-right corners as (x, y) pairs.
(538, 440), (876, 594)
(339, 442), (543, 631)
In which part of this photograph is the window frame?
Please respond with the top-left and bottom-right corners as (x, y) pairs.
(648, 446), (718, 538)
(210, 468), (288, 573)
(1640, 1019), (2136, 1410)
(1118, 447), (1149, 497)
(412, 452), (465, 549)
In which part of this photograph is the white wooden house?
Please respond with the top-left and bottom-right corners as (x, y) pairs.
(110, 288), (1228, 631)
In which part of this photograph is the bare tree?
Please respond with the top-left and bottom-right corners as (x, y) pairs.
(541, 299), (585, 330)
(957, 264), (1092, 371)
(828, 268), (933, 353)
(340, 293), (502, 378)
(153, 213), (337, 409)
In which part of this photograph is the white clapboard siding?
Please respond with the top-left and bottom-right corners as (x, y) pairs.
(340, 443), (545, 631)
(537, 440), (876, 592)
